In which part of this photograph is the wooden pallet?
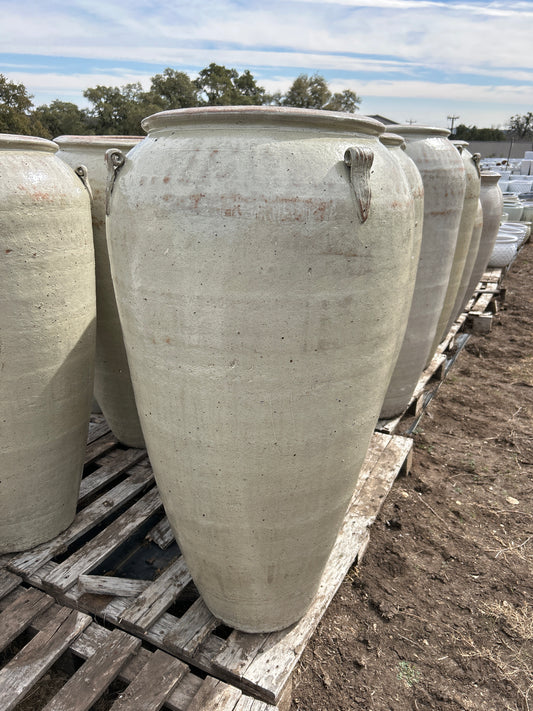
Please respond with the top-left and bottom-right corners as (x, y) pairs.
(0, 571), (279, 711)
(2, 426), (412, 707)
(464, 268), (505, 334)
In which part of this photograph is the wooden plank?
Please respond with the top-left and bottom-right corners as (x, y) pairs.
(0, 569), (22, 598)
(164, 598), (219, 656)
(118, 556), (192, 633)
(470, 289), (496, 315)
(0, 587), (54, 651)
(42, 629), (141, 711)
(109, 649), (187, 711)
(186, 676), (242, 711)
(78, 574), (150, 597)
(85, 431), (119, 465)
(0, 607), (91, 711)
(79, 448), (148, 504)
(146, 516), (175, 550)
(42, 486), (163, 593)
(8, 462), (153, 577)
(87, 419), (111, 444)
(0, 591), (207, 711)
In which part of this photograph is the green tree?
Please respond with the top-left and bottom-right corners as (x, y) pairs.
(32, 100), (90, 139)
(149, 68), (199, 109)
(325, 89), (361, 113)
(281, 73), (361, 112)
(194, 63), (267, 105)
(0, 74), (39, 134)
(454, 123), (505, 141)
(83, 82), (159, 134)
(509, 112), (533, 139)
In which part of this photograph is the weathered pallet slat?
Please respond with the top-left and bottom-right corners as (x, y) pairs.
(147, 516), (176, 550)
(118, 556), (192, 634)
(79, 448), (147, 503)
(109, 648), (187, 711)
(42, 628), (141, 711)
(0, 605), (91, 711)
(85, 430), (119, 464)
(0, 577), (275, 711)
(42, 486), (163, 593)
(0, 587), (54, 651)
(78, 574), (150, 597)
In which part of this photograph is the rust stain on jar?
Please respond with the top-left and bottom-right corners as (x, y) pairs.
(191, 193), (206, 209)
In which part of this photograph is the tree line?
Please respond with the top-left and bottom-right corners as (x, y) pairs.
(0, 65), (361, 138)
(1, 65), (531, 141)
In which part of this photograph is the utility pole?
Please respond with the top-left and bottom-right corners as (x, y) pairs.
(447, 114), (460, 135)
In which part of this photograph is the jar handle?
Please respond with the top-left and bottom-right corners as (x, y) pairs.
(74, 165), (93, 202)
(472, 152), (481, 178)
(344, 147), (374, 223)
(105, 148), (126, 216)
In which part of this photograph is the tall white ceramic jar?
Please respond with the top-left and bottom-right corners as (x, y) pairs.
(378, 133), (425, 419)
(106, 106), (418, 632)
(55, 135), (145, 448)
(428, 140), (481, 355)
(0, 134), (95, 553)
(445, 199), (483, 331)
(460, 171), (503, 311)
(381, 125), (466, 418)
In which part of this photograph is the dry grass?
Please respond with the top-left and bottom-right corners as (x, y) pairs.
(457, 602), (533, 711)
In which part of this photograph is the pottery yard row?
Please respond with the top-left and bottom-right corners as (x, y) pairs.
(0, 107), (527, 652)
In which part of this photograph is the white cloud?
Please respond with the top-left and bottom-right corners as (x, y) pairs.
(1, 0), (532, 127)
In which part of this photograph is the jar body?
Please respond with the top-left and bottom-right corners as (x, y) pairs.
(0, 135), (95, 552)
(429, 143), (481, 355)
(55, 136), (145, 448)
(107, 107), (417, 632)
(381, 126), (465, 418)
(461, 172), (503, 312)
(380, 144), (425, 419)
(446, 199), (483, 331)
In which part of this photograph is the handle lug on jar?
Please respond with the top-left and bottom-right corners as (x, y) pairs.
(105, 148), (126, 215)
(74, 165), (93, 202)
(472, 152), (482, 178)
(344, 146), (374, 223)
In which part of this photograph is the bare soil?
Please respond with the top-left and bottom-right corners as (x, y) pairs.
(291, 242), (533, 711)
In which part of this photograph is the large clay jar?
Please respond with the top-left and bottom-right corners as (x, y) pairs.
(0, 134), (95, 553)
(460, 172), (504, 312)
(445, 198), (483, 332)
(428, 140), (481, 355)
(380, 125), (465, 419)
(55, 136), (145, 448)
(378, 132), (424, 419)
(106, 106), (417, 632)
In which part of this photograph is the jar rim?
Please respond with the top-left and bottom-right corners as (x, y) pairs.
(379, 132), (404, 147)
(141, 106), (385, 136)
(388, 125), (451, 138)
(0, 133), (57, 152)
(54, 135), (144, 148)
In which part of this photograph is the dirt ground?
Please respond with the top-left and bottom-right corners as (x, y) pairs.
(291, 242), (533, 711)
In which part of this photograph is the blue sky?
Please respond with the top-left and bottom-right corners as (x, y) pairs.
(1, 0), (532, 128)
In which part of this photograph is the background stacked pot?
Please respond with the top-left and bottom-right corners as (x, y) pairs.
(0, 134), (95, 553)
(55, 135), (146, 448)
(380, 125), (466, 419)
(105, 106), (420, 633)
